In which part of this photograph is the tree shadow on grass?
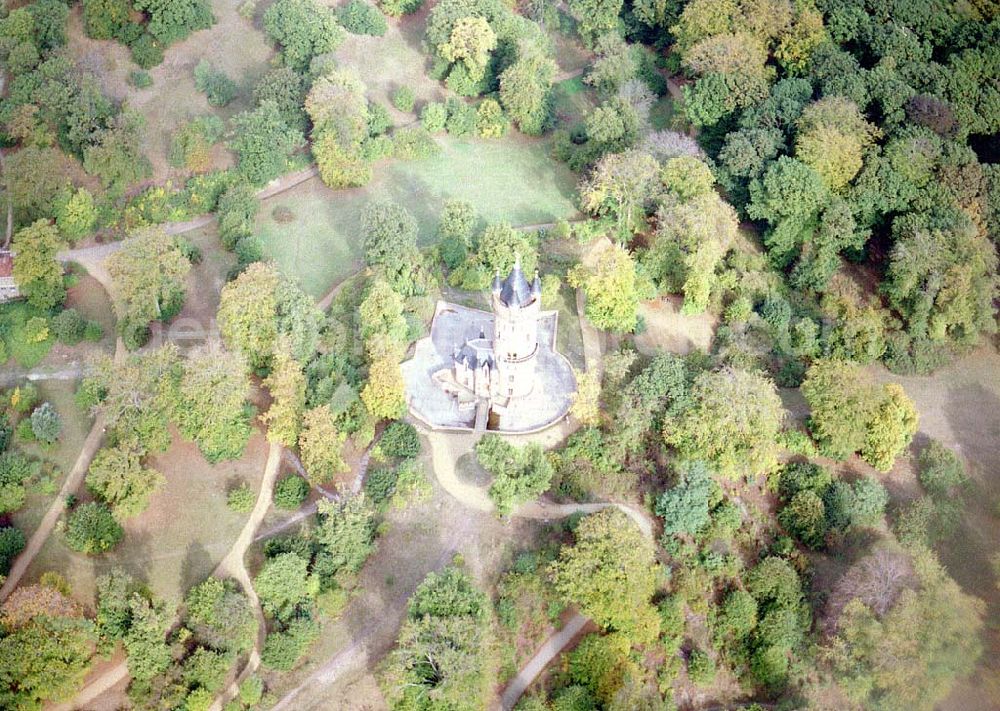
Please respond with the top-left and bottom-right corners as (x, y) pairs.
(180, 541), (213, 597)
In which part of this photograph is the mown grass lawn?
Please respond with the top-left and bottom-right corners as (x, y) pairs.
(257, 135), (581, 297)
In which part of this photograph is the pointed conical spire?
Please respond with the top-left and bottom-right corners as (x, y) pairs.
(491, 267), (502, 292)
(531, 269), (542, 296)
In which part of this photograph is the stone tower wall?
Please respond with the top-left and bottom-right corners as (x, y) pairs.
(492, 294), (540, 399)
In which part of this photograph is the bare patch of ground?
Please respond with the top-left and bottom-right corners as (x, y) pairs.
(23, 427), (269, 606)
(634, 295), (718, 356)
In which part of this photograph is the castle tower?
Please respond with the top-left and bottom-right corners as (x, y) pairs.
(490, 255), (541, 400)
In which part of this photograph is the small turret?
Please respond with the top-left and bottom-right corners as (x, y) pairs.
(531, 270), (542, 299)
(491, 268), (502, 293)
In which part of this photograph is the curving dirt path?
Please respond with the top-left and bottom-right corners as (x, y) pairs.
(209, 441), (283, 711)
(424, 430), (654, 539)
(500, 613), (589, 710)
(0, 252), (124, 603)
(0, 409), (109, 602)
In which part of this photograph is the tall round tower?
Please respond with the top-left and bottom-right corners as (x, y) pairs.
(491, 255), (541, 400)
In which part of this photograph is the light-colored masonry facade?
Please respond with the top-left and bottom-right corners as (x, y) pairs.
(402, 258), (577, 433)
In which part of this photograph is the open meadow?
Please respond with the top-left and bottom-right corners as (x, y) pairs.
(257, 135), (581, 297)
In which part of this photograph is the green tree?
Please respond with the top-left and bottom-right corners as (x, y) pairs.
(298, 405), (348, 485)
(360, 199), (419, 281)
(314, 496), (376, 577)
(254, 552), (318, 623)
(132, 0), (214, 46)
(306, 69), (371, 189)
(579, 149), (660, 239)
(217, 262), (322, 369)
(747, 156), (830, 269)
(0, 526), (26, 575)
(82, 0), (131, 40)
(499, 50), (557, 135)
(567, 244), (641, 333)
(85, 443), (165, 519)
(566, 0), (623, 44)
(253, 67), (308, 134)
(0, 615), (95, 710)
(794, 96), (879, 191)
(230, 101), (304, 186)
(802, 360), (919, 471)
(193, 60), (237, 107)
(437, 199), (476, 267)
(361, 356), (406, 421)
(586, 33), (638, 97)
(568, 632), (632, 704)
(11, 220), (64, 310)
(778, 489), (827, 548)
(826, 549), (984, 711)
(80, 345), (180, 452)
(476, 435), (554, 515)
(94, 568), (141, 645)
(4, 147), (70, 225)
(29, 401), (61, 443)
(861, 383), (918, 472)
(339, 0), (388, 36)
(440, 16), (496, 87)
(261, 341), (307, 446)
(54, 188), (98, 242)
(475, 221), (538, 277)
(549, 508), (658, 642)
(273, 475), (309, 509)
(650, 156), (740, 312)
(107, 229), (191, 349)
(216, 182), (259, 250)
(380, 565), (495, 710)
(884, 210), (997, 348)
(176, 346), (252, 463)
(655, 460), (713, 536)
(185, 578), (258, 654)
(917, 440), (967, 498)
(122, 594), (172, 683)
(263, 0), (344, 71)
(82, 111), (152, 189)
(0, 451), (37, 515)
(64, 502), (124, 554)
(666, 367), (783, 479)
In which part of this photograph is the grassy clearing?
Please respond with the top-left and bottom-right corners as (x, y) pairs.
(257, 135), (580, 297)
(64, 273), (116, 351)
(65, 1), (275, 181)
(335, 10), (445, 125)
(10, 380), (92, 537)
(24, 429), (269, 606)
(551, 76), (597, 127)
(649, 95), (676, 131)
(148, 226), (235, 350)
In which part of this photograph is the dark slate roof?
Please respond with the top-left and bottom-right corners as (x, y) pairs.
(499, 258), (534, 308)
(457, 339), (494, 369)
